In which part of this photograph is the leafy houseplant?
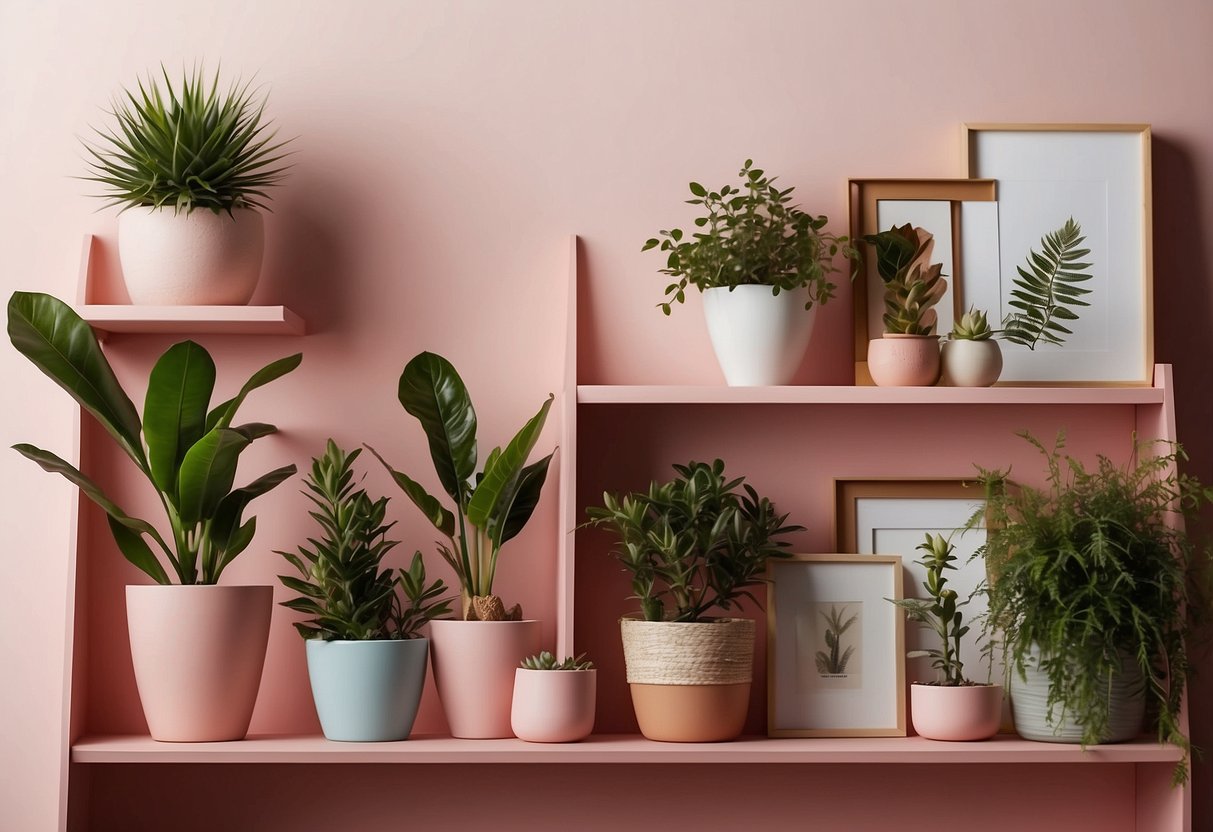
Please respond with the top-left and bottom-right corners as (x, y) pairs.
(512, 652), (598, 743)
(8, 291), (300, 742)
(642, 160), (857, 386)
(585, 459), (800, 742)
(1002, 218), (1093, 350)
(978, 432), (1210, 778)
(277, 441), (450, 742)
(815, 605), (858, 675)
(941, 308), (1004, 387)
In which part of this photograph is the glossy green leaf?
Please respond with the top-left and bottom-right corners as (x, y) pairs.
(211, 464), (297, 551)
(144, 341), (216, 494)
(498, 451), (555, 545)
(365, 444), (455, 537)
(467, 394), (553, 544)
(205, 353), (302, 431)
(397, 352), (477, 505)
(176, 428), (250, 524)
(107, 516), (171, 584)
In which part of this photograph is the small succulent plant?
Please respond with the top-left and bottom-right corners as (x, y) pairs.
(950, 307), (994, 341)
(862, 224), (948, 336)
(520, 651), (595, 671)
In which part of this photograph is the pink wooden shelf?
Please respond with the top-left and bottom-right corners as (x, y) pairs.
(77, 304), (305, 337)
(576, 384), (1164, 406)
(72, 733), (1182, 765)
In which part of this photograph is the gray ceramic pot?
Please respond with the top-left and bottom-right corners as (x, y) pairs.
(306, 638), (429, 742)
(1010, 645), (1144, 743)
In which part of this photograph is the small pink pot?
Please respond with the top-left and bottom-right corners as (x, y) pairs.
(910, 683), (1003, 741)
(126, 584), (272, 742)
(511, 668), (597, 742)
(868, 334), (941, 386)
(429, 619), (542, 738)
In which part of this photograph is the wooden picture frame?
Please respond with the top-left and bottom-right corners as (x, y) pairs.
(849, 178), (998, 385)
(963, 124), (1153, 386)
(767, 554), (905, 737)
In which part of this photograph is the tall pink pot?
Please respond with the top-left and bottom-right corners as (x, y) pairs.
(429, 619), (542, 738)
(126, 585), (273, 742)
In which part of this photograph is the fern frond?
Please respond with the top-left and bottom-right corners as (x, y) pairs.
(1002, 218), (1093, 350)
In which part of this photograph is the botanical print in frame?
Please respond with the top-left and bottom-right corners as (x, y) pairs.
(767, 554), (904, 737)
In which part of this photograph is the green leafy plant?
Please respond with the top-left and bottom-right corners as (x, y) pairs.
(643, 159), (857, 315)
(368, 352), (554, 621)
(861, 224), (948, 335)
(889, 534), (976, 686)
(277, 441), (452, 640)
(977, 432), (1212, 782)
(1002, 218), (1093, 349)
(8, 291), (300, 584)
(520, 651), (595, 671)
(584, 459), (801, 622)
(949, 307), (994, 341)
(815, 604), (858, 674)
(83, 65), (291, 213)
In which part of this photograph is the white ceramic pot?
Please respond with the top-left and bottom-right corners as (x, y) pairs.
(867, 334), (941, 386)
(702, 286), (816, 386)
(1011, 646), (1145, 743)
(118, 206), (265, 305)
(940, 339), (1003, 387)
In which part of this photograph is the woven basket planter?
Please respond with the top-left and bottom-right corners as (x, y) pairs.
(619, 617), (755, 742)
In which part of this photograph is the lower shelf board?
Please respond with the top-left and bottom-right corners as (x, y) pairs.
(71, 733), (1182, 765)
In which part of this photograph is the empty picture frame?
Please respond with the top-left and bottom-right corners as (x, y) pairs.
(834, 479), (992, 685)
(849, 179), (998, 385)
(767, 554), (905, 737)
(964, 124), (1153, 385)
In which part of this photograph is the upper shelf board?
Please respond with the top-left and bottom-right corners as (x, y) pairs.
(576, 384), (1165, 406)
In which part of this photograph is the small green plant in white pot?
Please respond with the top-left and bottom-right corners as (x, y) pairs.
(278, 441), (451, 742)
(370, 351), (553, 738)
(940, 308), (1003, 387)
(861, 224), (948, 386)
(83, 65), (291, 305)
(511, 652), (597, 743)
(889, 534), (1001, 741)
(9, 292), (300, 741)
(643, 160), (856, 386)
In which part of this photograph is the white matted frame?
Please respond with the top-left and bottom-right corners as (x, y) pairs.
(767, 554), (905, 737)
(964, 124), (1153, 386)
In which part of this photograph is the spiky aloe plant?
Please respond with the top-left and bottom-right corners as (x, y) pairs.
(950, 307), (994, 341)
(520, 651), (595, 671)
(815, 604), (858, 674)
(83, 65), (291, 213)
(861, 224), (948, 335)
(1002, 218), (1093, 350)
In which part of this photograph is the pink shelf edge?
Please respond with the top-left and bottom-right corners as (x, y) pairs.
(71, 733), (1183, 765)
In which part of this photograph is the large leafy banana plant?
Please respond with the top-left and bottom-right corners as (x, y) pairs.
(8, 292), (300, 584)
(367, 352), (554, 621)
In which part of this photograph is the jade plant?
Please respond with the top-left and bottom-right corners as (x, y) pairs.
(584, 459), (801, 622)
(1002, 218), (1093, 350)
(83, 64), (291, 213)
(644, 159), (857, 315)
(520, 652), (595, 671)
(277, 441), (451, 640)
(977, 432), (1212, 782)
(8, 291), (300, 584)
(861, 224), (948, 335)
(949, 308), (994, 341)
(368, 351), (554, 622)
(889, 534), (978, 686)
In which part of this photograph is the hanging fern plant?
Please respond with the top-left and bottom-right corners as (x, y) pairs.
(1002, 218), (1093, 350)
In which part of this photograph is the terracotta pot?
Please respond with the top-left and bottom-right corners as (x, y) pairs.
(867, 334), (941, 386)
(510, 668), (597, 742)
(118, 206), (265, 305)
(702, 286), (817, 386)
(126, 584), (272, 742)
(940, 339), (1003, 387)
(910, 683), (1003, 741)
(1011, 645), (1144, 743)
(306, 638), (429, 742)
(620, 617), (754, 742)
(428, 619), (542, 738)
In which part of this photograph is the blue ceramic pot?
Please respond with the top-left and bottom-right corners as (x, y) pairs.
(306, 638), (429, 742)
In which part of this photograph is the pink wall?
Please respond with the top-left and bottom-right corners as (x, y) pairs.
(3, 1), (1213, 829)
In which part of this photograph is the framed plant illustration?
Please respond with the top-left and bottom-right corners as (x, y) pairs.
(767, 554), (905, 737)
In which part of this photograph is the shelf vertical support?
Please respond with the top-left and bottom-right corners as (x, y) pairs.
(556, 236), (579, 656)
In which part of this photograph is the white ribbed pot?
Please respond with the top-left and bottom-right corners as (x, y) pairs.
(1011, 646), (1145, 743)
(940, 339), (1003, 387)
(702, 286), (816, 386)
(118, 206), (265, 305)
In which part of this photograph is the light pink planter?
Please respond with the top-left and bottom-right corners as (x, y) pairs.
(868, 334), (941, 386)
(126, 584), (273, 742)
(910, 683), (1003, 741)
(429, 619), (542, 738)
(510, 668), (597, 742)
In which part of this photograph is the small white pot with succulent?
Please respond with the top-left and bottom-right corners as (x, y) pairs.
(83, 66), (291, 305)
(940, 308), (1003, 387)
(643, 160), (857, 386)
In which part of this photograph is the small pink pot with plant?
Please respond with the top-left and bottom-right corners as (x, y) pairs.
(511, 652), (597, 743)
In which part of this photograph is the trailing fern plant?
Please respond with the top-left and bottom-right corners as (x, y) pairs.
(815, 604), (858, 674)
(520, 652), (595, 671)
(278, 441), (451, 640)
(889, 534), (977, 686)
(1002, 218), (1093, 349)
(977, 432), (1212, 783)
